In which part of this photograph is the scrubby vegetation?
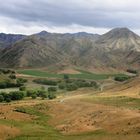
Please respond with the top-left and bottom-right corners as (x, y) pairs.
(0, 68), (15, 74)
(127, 69), (138, 74)
(114, 76), (130, 82)
(0, 78), (27, 89)
(33, 79), (58, 86)
(0, 86), (57, 103)
(0, 91), (25, 102)
(33, 76), (99, 92)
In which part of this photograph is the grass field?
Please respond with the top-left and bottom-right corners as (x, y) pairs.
(0, 100), (139, 140)
(83, 96), (140, 109)
(17, 69), (127, 80)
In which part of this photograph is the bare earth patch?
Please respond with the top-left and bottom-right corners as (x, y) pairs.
(0, 124), (20, 140)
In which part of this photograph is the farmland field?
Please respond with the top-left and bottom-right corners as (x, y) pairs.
(17, 69), (128, 80)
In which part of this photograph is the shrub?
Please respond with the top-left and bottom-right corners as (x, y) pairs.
(9, 74), (16, 79)
(16, 78), (27, 87)
(31, 94), (37, 99)
(0, 95), (4, 102)
(19, 86), (26, 91)
(10, 91), (25, 100)
(58, 83), (66, 89)
(0, 80), (25, 89)
(66, 83), (78, 91)
(33, 79), (57, 86)
(26, 90), (37, 97)
(48, 87), (57, 92)
(114, 76), (130, 82)
(37, 90), (47, 98)
(127, 69), (138, 74)
(5, 98), (11, 102)
(64, 74), (69, 80)
(0, 82), (7, 88)
(48, 93), (56, 100)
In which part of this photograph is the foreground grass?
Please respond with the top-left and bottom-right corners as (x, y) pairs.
(83, 96), (140, 109)
(18, 69), (127, 80)
(0, 102), (139, 140)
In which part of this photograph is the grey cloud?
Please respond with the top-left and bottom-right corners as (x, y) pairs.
(0, 0), (140, 34)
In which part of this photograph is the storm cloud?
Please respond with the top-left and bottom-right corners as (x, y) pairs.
(0, 0), (140, 34)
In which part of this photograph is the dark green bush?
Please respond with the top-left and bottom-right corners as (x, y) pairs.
(66, 83), (78, 91)
(114, 76), (130, 82)
(63, 74), (69, 80)
(19, 86), (26, 91)
(16, 78), (27, 87)
(48, 87), (57, 92)
(127, 69), (138, 74)
(58, 83), (66, 89)
(48, 93), (56, 100)
(10, 91), (25, 100)
(0, 95), (4, 102)
(33, 79), (57, 86)
(31, 94), (37, 99)
(26, 90), (37, 97)
(9, 74), (16, 79)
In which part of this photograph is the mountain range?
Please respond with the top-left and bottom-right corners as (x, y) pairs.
(0, 27), (140, 71)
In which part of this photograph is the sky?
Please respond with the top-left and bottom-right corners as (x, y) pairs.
(0, 0), (140, 35)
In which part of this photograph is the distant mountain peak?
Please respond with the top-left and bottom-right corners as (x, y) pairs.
(102, 27), (139, 39)
(37, 30), (50, 36)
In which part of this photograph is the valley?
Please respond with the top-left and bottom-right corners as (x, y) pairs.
(0, 67), (139, 140)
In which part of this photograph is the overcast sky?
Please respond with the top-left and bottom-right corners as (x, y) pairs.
(0, 0), (140, 35)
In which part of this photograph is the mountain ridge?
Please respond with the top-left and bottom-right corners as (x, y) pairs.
(0, 27), (140, 71)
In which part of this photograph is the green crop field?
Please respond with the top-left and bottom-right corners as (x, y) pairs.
(17, 69), (127, 80)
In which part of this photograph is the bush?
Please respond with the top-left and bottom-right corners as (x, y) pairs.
(64, 74), (69, 80)
(0, 82), (7, 88)
(0, 95), (4, 102)
(31, 94), (37, 99)
(33, 79), (57, 86)
(37, 90), (47, 99)
(66, 83), (78, 91)
(48, 87), (57, 92)
(10, 91), (25, 100)
(5, 98), (11, 102)
(16, 78), (27, 87)
(114, 76), (130, 82)
(48, 93), (56, 100)
(9, 74), (16, 79)
(58, 83), (66, 89)
(19, 86), (26, 91)
(0, 81), (20, 89)
(127, 69), (138, 74)
(26, 90), (37, 97)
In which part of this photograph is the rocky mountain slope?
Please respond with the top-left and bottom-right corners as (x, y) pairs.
(0, 28), (140, 70)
